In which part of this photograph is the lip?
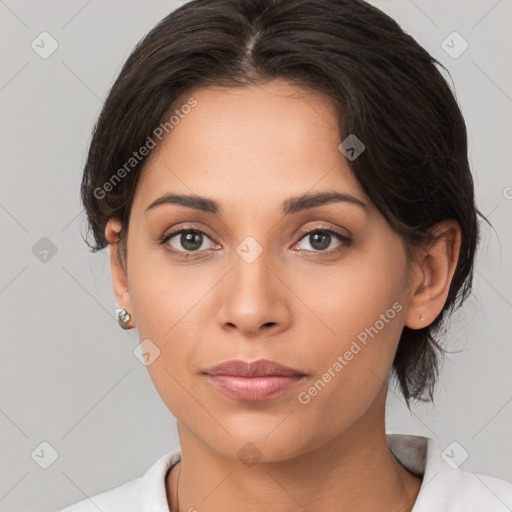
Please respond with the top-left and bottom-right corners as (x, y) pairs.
(205, 359), (306, 377)
(203, 359), (307, 401)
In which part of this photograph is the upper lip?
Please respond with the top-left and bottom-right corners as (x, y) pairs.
(204, 359), (306, 377)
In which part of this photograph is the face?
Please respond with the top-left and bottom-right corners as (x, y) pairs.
(114, 80), (418, 462)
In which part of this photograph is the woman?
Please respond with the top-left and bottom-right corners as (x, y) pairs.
(56, 0), (512, 510)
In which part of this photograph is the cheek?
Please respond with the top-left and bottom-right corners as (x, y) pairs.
(128, 262), (208, 418)
(291, 239), (408, 352)
(129, 268), (208, 359)
(290, 240), (408, 414)
(126, 239), (223, 393)
(127, 230), (202, 335)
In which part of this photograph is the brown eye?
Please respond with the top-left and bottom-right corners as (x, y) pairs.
(161, 228), (216, 256)
(294, 228), (351, 254)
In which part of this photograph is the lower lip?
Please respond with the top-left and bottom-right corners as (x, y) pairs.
(205, 375), (305, 401)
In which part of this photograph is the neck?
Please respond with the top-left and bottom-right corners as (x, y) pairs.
(167, 392), (422, 512)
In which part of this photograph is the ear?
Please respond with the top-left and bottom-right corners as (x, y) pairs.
(405, 220), (462, 330)
(105, 218), (135, 329)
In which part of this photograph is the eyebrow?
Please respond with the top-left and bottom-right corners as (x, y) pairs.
(144, 191), (367, 216)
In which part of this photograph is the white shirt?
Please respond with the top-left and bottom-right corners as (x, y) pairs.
(56, 433), (512, 511)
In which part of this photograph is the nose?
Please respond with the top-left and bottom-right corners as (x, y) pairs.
(217, 247), (292, 338)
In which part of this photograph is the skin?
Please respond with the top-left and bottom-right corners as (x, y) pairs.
(105, 79), (461, 512)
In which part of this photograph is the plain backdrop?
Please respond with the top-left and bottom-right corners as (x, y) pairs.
(0, 1), (511, 511)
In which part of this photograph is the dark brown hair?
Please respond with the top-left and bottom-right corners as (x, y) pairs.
(81, 0), (481, 408)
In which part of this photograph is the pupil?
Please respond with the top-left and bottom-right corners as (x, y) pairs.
(311, 232), (330, 250)
(182, 232), (202, 251)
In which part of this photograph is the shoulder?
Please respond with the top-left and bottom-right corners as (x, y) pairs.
(54, 478), (140, 512)
(53, 449), (181, 512)
(386, 433), (512, 511)
(432, 469), (512, 510)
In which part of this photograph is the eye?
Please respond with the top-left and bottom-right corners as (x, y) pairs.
(293, 227), (351, 254)
(160, 228), (218, 257)
(159, 225), (351, 259)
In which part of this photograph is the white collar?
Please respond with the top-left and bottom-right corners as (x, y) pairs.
(135, 433), (512, 511)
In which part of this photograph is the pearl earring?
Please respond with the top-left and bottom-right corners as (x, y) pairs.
(116, 308), (133, 330)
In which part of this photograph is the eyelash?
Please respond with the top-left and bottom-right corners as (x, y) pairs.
(159, 226), (352, 260)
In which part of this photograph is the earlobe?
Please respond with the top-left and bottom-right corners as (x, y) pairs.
(105, 218), (135, 329)
(405, 220), (461, 330)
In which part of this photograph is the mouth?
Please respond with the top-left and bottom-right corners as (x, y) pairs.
(202, 359), (307, 401)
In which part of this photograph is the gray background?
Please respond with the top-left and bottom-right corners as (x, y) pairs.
(0, 1), (511, 511)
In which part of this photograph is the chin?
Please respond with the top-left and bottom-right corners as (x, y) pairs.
(205, 416), (320, 463)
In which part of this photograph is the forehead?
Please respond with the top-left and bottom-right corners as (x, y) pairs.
(132, 80), (366, 212)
